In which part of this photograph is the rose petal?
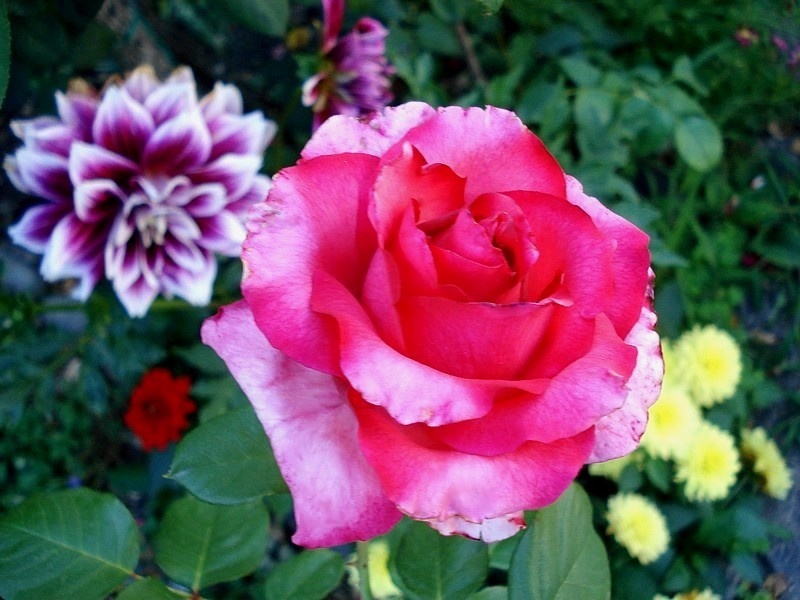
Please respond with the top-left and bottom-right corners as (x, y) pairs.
(385, 106), (566, 203)
(589, 298), (664, 462)
(427, 512), (525, 543)
(201, 301), (402, 547)
(301, 101), (436, 159)
(354, 393), (595, 526)
(242, 153), (379, 375)
(92, 86), (155, 161)
(565, 176), (651, 337)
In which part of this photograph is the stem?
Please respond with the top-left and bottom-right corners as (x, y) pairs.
(454, 21), (487, 91)
(356, 540), (373, 600)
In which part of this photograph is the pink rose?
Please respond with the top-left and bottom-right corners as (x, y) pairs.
(202, 103), (663, 547)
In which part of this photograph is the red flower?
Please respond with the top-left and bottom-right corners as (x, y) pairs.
(124, 368), (196, 451)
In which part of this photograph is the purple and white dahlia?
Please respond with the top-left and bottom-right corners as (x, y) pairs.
(302, 0), (394, 129)
(4, 66), (276, 316)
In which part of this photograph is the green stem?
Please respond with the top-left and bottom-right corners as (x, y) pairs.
(356, 540), (373, 600)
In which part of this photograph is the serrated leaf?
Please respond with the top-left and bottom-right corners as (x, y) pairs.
(168, 406), (287, 504)
(216, 0), (288, 37)
(0, 488), (139, 600)
(675, 116), (722, 172)
(154, 495), (269, 591)
(0, 0), (9, 107)
(508, 484), (610, 600)
(391, 520), (488, 600)
(117, 578), (184, 600)
(264, 549), (345, 600)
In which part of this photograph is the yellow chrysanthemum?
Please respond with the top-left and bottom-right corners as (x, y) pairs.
(741, 427), (793, 500)
(640, 380), (702, 460)
(674, 325), (742, 407)
(654, 588), (721, 600)
(589, 453), (636, 481)
(606, 493), (670, 564)
(675, 422), (740, 502)
(347, 539), (401, 599)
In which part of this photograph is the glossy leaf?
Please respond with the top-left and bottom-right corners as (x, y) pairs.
(117, 578), (184, 600)
(154, 495), (269, 591)
(264, 549), (345, 600)
(391, 520), (488, 600)
(0, 488), (139, 600)
(674, 116), (723, 172)
(168, 406), (287, 504)
(509, 484), (610, 600)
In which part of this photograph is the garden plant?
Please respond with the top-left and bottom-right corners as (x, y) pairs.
(0, 1), (798, 599)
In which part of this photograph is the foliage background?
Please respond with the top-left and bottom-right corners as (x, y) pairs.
(0, 0), (798, 598)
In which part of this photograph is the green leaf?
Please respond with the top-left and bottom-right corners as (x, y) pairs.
(264, 549), (345, 600)
(644, 457), (672, 493)
(471, 586), (509, 599)
(0, 0), (9, 107)
(168, 406), (287, 504)
(474, 0), (503, 14)
(0, 488), (139, 600)
(674, 116), (723, 172)
(154, 495), (269, 591)
(672, 55), (707, 96)
(391, 520), (489, 599)
(117, 578), (184, 600)
(508, 484), (610, 600)
(559, 56), (601, 87)
(217, 0), (288, 37)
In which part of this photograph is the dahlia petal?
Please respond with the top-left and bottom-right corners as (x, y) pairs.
(589, 302), (664, 462)
(200, 82), (244, 121)
(143, 109), (213, 174)
(427, 512), (525, 543)
(322, 0), (345, 52)
(123, 65), (160, 103)
(565, 176), (651, 337)
(144, 79), (198, 125)
(172, 182), (228, 217)
(189, 154), (262, 201)
(12, 148), (71, 202)
(69, 141), (139, 185)
(196, 211), (246, 255)
(74, 180), (125, 222)
(226, 174), (271, 218)
(55, 91), (97, 139)
(165, 66), (195, 87)
(39, 214), (106, 300)
(114, 272), (160, 317)
(11, 117), (76, 155)
(162, 250), (216, 305)
(241, 154), (379, 375)
(92, 86), (155, 161)
(354, 395), (595, 527)
(208, 112), (276, 160)
(201, 301), (402, 547)
(301, 102), (436, 159)
(8, 203), (72, 253)
(163, 235), (208, 273)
